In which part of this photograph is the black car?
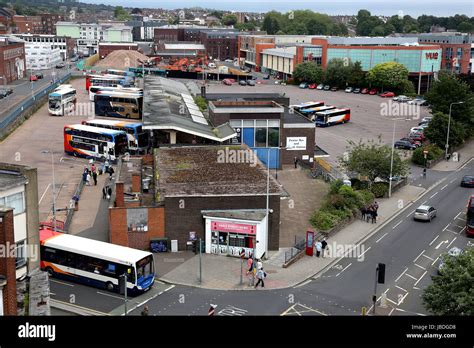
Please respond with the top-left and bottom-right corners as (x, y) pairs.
(353, 88), (361, 94)
(36, 72), (44, 79)
(0, 88), (13, 98)
(394, 140), (416, 150)
(461, 175), (474, 187)
(331, 86), (338, 91)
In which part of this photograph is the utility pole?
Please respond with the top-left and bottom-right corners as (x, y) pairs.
(446, 102), (464, 160)
(51, 151), (57, 232)
(199, 237), (202, 284)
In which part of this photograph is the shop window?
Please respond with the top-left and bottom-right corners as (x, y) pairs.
(268, 127), (279, 147)
(255, 127), (267, 147)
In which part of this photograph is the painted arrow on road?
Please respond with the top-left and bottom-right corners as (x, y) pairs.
(435, 240), (449, 250)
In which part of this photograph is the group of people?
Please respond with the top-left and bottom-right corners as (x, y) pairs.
(314, 238), (328, 257)
(102, 185), (113, 200)
(82, 165), (98, 186)
(246, 257), (267, 288)
(360, 201), (379, 224)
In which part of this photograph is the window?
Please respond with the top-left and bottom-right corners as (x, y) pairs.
(268, 127), (279, 147)
(15, 241), (27, 269)
(255, 127), (267, 147)
(5, 192), (25, 215)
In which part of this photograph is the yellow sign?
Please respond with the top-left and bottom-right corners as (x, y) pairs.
(361, 306), (367, 316)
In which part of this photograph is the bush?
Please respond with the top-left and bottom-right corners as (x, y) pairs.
(351, 178), (369, 190)
(194, 96), (208, 112)
(327, 194), (346, 210)
(329, 179), (344, 194)
(370, 182), (389, 198)
(310, 210), (339, 231)
(338, 185), (364, 209)
(412, 144), (444, 165)
(359, 189), (375, 205)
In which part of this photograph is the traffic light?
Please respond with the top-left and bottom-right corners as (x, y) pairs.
(192, 241), (197, 254)
(377, 263), (385, 284)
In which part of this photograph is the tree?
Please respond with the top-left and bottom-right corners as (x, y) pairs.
(306, 18), (327, 35)
(262, 11), (282, 34)
(221, 14), (238, 26)
(386, 15), (404, 33)
(458, 21), (474, 32)
(424, 112), (466, 150)
(347, 61), (366, 87)
(131, 8), (142, 14)
(235, 22), (256, 31)
(338, 138), (408, 185)
(366, 62), (409, 91)
(324, 58), (352, 87)
(293, 62), (324, 83)
(422, 249), (474, 315)
(114, 6), (130, 21)
(371, 25), (385, 36)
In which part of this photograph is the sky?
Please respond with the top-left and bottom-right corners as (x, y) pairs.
(81, 0), (474, 17)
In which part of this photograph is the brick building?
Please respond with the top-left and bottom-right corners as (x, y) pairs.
(99, 42), (139, 59)
(12, 15), (42, 34)
(0, 207), (17, 315)
(40, 14), (63, 35)
(0, 37), (25, 83)
(200, 30), (238, 60)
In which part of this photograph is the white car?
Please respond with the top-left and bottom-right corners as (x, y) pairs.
(421, 117), (432, 123)
(413, 205), (437, 222)
(316, 84), (324, 90)
(410, 126), (424, 133)
(394, 95), (411, 103)
(208, 63), (217, 68)
(345, 87), (353, 93)
(225, 59), (233, 62)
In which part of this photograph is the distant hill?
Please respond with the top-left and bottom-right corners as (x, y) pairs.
(0, 0), (115, 15)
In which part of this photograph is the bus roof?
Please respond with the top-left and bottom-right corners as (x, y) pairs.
(95, 91), (143, 97)
(315, 108), (350, 115)
(55, 84), (73, 90)
(300, 105), (335, 113)
(40, 229), (151, 265)
(291, 101), (324, 108)
(85, 119), (142, 127)
(89, 86), (141, 92)
(49, 87), (76, 96)
(65, 124), (127, 135)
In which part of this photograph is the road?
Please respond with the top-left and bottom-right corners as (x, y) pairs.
(49, 159), (473, 316)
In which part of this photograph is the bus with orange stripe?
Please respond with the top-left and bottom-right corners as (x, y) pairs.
(40, 229), (155, 294)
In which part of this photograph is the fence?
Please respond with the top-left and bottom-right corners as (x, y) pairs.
(63, 178), (85, 233)
(311, 158), (346, 182)
(0, 73), (72, 138)
(283, 232), (327, 266)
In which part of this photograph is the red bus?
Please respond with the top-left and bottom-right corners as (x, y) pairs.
(467, 195), (474, 236)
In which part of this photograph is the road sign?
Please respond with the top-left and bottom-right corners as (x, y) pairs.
(361, 307), (367, 316)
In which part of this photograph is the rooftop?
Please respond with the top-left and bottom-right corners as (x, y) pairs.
(0, 169), (28, 191)
(262, 46), (297, 58)
(155, 145), (283, 198)
(163, 43), (206, 50)
(209, 100), (284, 114)
(283, 107), (315, 126)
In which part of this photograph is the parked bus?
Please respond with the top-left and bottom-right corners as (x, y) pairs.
(89, 86), (142, 101)
(48, 86), (77, 116)
(82, 119), (148, 153)
(40, 229), (155, 294)
(94, 92), (143, 119)
(314, 108), (351, 127)
(299, 105), (336, 121)
(85, 74), (134, 91)
(63, 124), (128, 161)
(105, 69), (134, 77)
(467, 195), (474, 236)
(290, 101), (324, 112)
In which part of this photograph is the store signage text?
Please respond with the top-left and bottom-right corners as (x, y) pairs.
(425, 52), (439, 60)
(286, 137), (307, 151)
(211, 221), (256, 235)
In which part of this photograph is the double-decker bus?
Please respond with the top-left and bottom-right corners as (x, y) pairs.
(467, 195), (474, 236)
(290, 101), (324, 113)
(94, 92), (143, 119)
(89, 86), (142, 102)
(85, 74), (134, 91)
(82, 119), (148, 153)
(48, 86), (77, 116)
(63, 124), (128, 161)
(299, 105), (337, 121)
(105, 69), (134, 77)
(314, 108), (351, 127)
(40, 229), (155, 294)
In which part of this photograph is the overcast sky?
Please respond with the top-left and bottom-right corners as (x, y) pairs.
(81, 0), (473, 16)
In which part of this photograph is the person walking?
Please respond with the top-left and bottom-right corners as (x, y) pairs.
(109, 166), (115, 180)
(107, 186), (112, 200)
(246, 257), (253, 276)
(82, 170), (88, 185)
(371, 209), (378, 224)
(257, 259), (263, 271)
(321, 238), (328, 258)
(86, 172), (91, 186)
(315, 240), (322, 257)
(366, 206), (373, 223)
(254, 268), (266, 288)
(102, 186), (107, 199)
(294, 157), (298, 169)
(91, 163), (96, 174)
(140, 305), (149, 316)
(360, 207), (366, 221)
(92, 170), (98, 186)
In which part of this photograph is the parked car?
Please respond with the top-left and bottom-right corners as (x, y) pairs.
(0, 88), (13, 98)
(55, 63), (65, 69)
(29, 75), (38, 81)
(394, 140), (416, 150)
(316, 84), (324, 90)
(379, 91), (395, 98)
(400, 137), (422, 148)
(331, 86), (339, 91)
(246, 80), (256, 86)
(437, 247), (463, 274)
(410, 126), (425, 133)
(461, 175), (474, 187)
(413, 205), (437, 222)
(353, 88), (361, 94)
(263, 74), (270, 79)
(369, 88), (378, 95)
(70, 57), (78, 62)
(308, 83), (317, 89)
(323, 85), (331, 91)
(239, 80), (247, 86)
(36, 72), (44, 79)
(394, 95), (411, 103)
(208, 63), (217, 68)
(361, 88), (369, 94)
(421, 117), (433, 123)
(418, 120), (429, 126)
(345, 87), (353, 93)
(224, 59), (233, 62)
(299, 82), (308, 89)
(409, 132), (425, 142)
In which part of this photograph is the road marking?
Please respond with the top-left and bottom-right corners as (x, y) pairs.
(389, 308), (395, 316)
(442, 223), (450, 231)
(431, 256), (440, 266)
(357, 247), (371, 260)
(395, 267), (408, 282)
(38, 183), (51, 204)
(392, 221), (403, 229)
(395, 285), (408, 293)
(336, 262), (353, 277)
(453, 224), (465, 229)
(97, 291), (124, 300)
(398, 292), (409, 305)
(421, 254), (434, 261)
(50, 279), (74, 287)
(384, 288), (390, 294)
(375, 233), (388, 243)
(435, 240), (449, 249)
(413, 250), (425, 263)
(294, 279), (312, 288)
(446, 229), (459, 235)
(414, 263), (426, 271)
(429, 235), (439, 246)
(440, 184), (448, 190)
(446, 237), (456, 249)
(405, 273), (418, 280)
(414, 271), (427, 287)
(421, 200), (427, 205)
(454, 212), (463, 220)
(457, 157), (474, 171)
(456, 217), (466, 222)
(413, 286), (422, 290)
(386, 297), (398, 305)
(429, 192), (438, 199)
(459, 226), (466, 234)
(450, 179), (456, 184)
(406, 210), (415, 218)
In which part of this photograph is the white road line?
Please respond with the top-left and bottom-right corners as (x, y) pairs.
(398, 292), (409, 305)
(384, 288), (390, 294)
(375, 233), (388, 243)
(440, 184), (448, 190)
(97, 291), (124, 300)
(294, 279), (312, 288)
(429, 192), (438, 199)
(50, 279), (74, 287)
(50, 292), (56, 296)
(429, 235), (439, 246)
(421, 254), (434, 261)
(454, 212), (463, 220)
(38, 183), (51, 204)
(453, 224), (465, 229)
(446, 229), (459, 235)
(396, 308), (406, 312)
(406, 210), (415, 218)
(395, 267), (408, 282)
(357, 247), (371, 260)
(435, 240), (448, 249)
(336, 263), (353, 277)
(446, 237), (457, 249)
(458, 157), (474, 171)
(414, 263), (426, 271)
(392, 221), (403, 229)
(405, 273), (418, 280)
(414, 271), (427, 287)
(443, 223), (450, 231)
(413, 250), (425, 263)
(395, 285), (408, 293)
(421, 200), (427, 205)
(457, 217), (466, 222)
(459, 226), (466, 234)
(449, 179), (456, 184)
(413, 286), (422, 290)
(431, 256), (440, 266)
(387, 297), (398, 305)
(389, 308), (395, 316)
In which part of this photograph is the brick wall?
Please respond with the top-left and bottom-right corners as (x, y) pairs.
(281, 127), (315, 166)
(164, 195), (280, 251)
(0, 208), (18, 315)
(109, 208), (128, 246)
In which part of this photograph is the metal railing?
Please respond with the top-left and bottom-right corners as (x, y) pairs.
(284, 236), (307, 264)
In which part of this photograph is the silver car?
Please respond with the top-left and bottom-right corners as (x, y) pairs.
(437, 247), (463, 274)
(413, 205), (437, 221)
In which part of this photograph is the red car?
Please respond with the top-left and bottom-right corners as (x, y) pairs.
(409, 132), (425, 142)
(369, 88), (378, 95)
(361, 88), (369, 94)
(379, 91), (395, 98)
(308, 83), (317, 89)
(29, 75), (38, 82)
(223, 78), (235, 85)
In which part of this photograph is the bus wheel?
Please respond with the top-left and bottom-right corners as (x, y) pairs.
(105, 282), (115, 292)
(73, 151), (78, 157)
(125, 113), (130, 118)
(45, 267), (54, 277)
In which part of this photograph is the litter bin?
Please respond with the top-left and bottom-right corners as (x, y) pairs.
(150, 238), (169, 253)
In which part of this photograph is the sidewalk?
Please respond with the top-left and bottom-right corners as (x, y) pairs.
(431, 140), (474, 172)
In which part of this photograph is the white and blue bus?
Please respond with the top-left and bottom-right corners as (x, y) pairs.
(88, 86), (142, 101)
(299, 105), (337, 121)
(82, 119), (148, 154)
(289, 101), (324, 113)
(48, 86), (77, 116)
(40, 229), (155, 295)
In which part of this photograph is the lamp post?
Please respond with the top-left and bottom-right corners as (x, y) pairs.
(445, 101), (464, 160)
(41, 150), (57, 231)
(388, 118), (405, 198)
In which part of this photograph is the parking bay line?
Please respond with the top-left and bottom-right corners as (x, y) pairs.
(454, 212), (463, 220)
(446, 229), (459, 235)
(405, 273), (418, 281)
(395, 285), (408, 293)
(446, 237), (457, 249)
(414, 263), (426, 271)
(431, 256), (440, 266)
(413, 250), (425, 263)
(395, 267), (408, 282)
(376, 233), (388, 243)
(429, 235), (439, 246)
(414, 271), (427, 287)
(421, 254), (434, 261)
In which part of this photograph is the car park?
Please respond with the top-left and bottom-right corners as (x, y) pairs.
(331, 86), (338, 91)
(353, 88), (361, 94)
(308, 83), (317, 89)
(413, 205), (437, 222)
(345, 87), (353, 93)
(394, 140), (416, 150)
(368, 88), (378, 95)
(361, 88), (369, 94)
(247, 80), (256, 86)
(437, 247), (463, 274)
(323, 85), (331, 91)
(379, 91), (395, 98)
(461, 175), (474, 187)
(316, 84), (324, 90)
(399, 137), (421, 148)
(239, 80), (247, 86)
(299, 82), (308, 89)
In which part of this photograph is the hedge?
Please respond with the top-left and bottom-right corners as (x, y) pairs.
(370, 182), (389, 198)
(412, 144), (444, 165)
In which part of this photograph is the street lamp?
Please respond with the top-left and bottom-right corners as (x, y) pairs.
(388, 117), (406, 198)
(445, 101), (464, 160)
(42, 150), (57, 232)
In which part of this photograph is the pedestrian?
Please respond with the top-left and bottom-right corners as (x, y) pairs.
(86, 172), (91, 186)
(423, 168), (427, 178)
(254, 268), (266, 288)
(246, 257), (253, 276)
(91, 163), (96, 173)
(107, 186), (112, 199)
(373, 201), (379, 212)
(140, 305), (149, 316)
(321, 238), (328, 258)
(371, 209), (378, 224)
(315, 240), (322, 257)
(257, 259), (263, 270)
(82, 171), (88, 184)
(208, 304), (217, 316)
(92, 171), (98, 186)
(294, 157), (298, 169)
(360, 207), (366, 221)
(366, 206), (373, 223)
(109, 166), (115, 179)
(102, 186), (107, 199)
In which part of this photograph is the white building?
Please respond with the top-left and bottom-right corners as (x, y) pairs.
(24, 43), (62, 70)
(13, 34), (73, 61)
